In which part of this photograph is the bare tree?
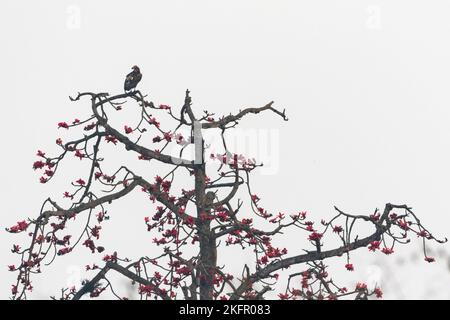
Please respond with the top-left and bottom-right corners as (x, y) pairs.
(7, 89), (446, 300)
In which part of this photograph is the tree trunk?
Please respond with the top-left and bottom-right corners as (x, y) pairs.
(193, 122), (216, 300)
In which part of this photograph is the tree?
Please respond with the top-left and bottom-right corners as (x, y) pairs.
(8, 89), (446, 300)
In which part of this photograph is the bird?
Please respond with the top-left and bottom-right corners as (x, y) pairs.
(124, 65), (142, 92)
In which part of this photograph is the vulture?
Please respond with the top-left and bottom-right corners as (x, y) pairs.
(124, 65), (142, 92)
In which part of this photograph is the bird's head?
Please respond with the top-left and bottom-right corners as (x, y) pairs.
(132, 65), (140, 72)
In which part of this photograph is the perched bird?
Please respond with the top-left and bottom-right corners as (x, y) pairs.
(124, 65), (142, 92)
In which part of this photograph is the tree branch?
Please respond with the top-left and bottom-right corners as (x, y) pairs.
(202, 102), (288, 129)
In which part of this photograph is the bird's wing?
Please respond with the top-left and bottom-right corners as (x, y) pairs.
(135, 73), (142, 82)
(124, 70), (141, 91)
(125, 71), (135, 82)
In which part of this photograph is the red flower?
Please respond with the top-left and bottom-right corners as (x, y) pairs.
(149, 117), (160, 128)
(63, 191), (73, 199)
(368, 241), (381, 251)
(278, 293), (289, 300)
(36, 150), (46, 158)
(424, 256), (435, 263)
(216, 211), (230, 222)
(105, 135), (118, 144)
(45, 170), (54, 177)
(58, 122), (69, 129)
(101, 174), (115, 183)
(124, 125), (133, 134)
(163, 132), (172, 142)
(308, 232), (322, 242)
(57, 247), (72, 256)
(56, 138), (63, 145)
(7, 220), (30, 233)
(241, 218), (253, 225)
(11, 285), (18, 295)
(153, 271), (162, 280)
(266, 246), (285, 258)
(91, 225), (102, 239)
(83, 239), (96, 253)
(418, 230), (429, 238)
(175, 266), (192, 276)
(381, 247), (394, 255)
(153, 237), (167, 245)
(333, 225), (343, 233)
(75, 178), (86, 186)
(33, 161), (45, 170)
(84, 122), (96, 131)
(97, 211), (105, 223)
(175, 133), (185, 145)
(75, 150), (85, 160)
(183, 215), (195, 226)
(159, 104), (171, 110)
(161, 180), (171, 192)
(8, 265), (15, 271)
(103, 254), (117, 263)
(398, 219), (409, 231)
(345, 263), (354, 271)
(374, 287), (383, 298)
(73, 118), (80, 124)
(138, 284), (153, 296)
(355, 282), (367, 291)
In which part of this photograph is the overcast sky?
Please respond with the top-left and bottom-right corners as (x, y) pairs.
(1, 0), (450, 299)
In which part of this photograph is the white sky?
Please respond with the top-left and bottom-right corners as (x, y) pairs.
(1, 0), (449, 299)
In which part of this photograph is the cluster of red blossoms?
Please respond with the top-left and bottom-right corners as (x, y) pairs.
(6, 220), (29, 233)
(32, 150), (56, 184)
